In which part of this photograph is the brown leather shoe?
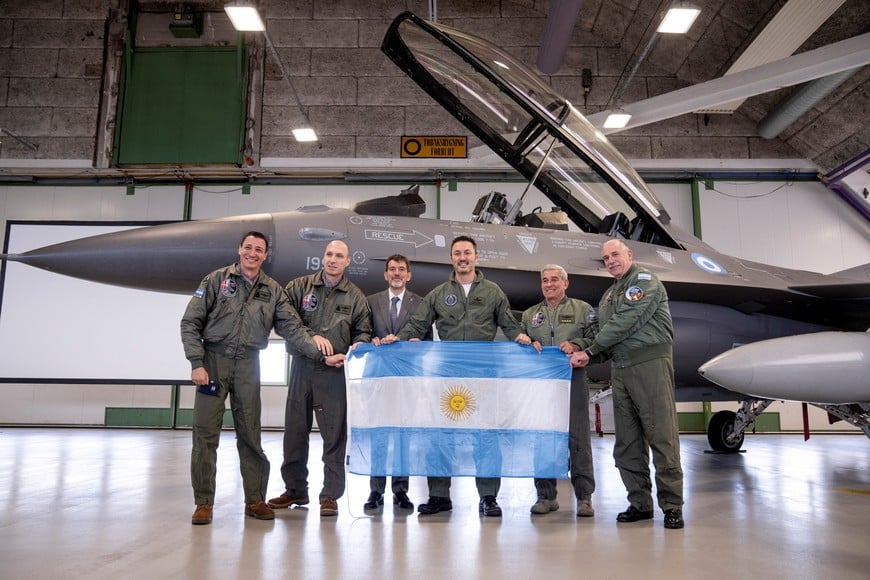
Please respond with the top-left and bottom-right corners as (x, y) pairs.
(191, 504), (213, 525)
(320, 497), (338, 517)
(245, 501), (275, 520)
(267, 491), (310, 509)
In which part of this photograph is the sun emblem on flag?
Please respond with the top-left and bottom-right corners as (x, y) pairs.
(440, 385), (477, 421)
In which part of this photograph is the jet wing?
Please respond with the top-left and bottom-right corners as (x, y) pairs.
(381, 11), (681, 249)
(788, 281), (870, 301)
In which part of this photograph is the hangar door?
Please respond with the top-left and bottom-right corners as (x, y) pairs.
(114, 46), (247, 165)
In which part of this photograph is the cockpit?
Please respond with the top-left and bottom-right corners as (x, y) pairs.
(381, 11), (683, 248)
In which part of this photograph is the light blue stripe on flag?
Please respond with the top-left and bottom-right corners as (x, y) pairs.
(346, 342), (571, 478)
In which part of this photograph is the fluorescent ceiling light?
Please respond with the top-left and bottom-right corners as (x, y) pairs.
(603, 112), (632, 129)
(292, 127), (318, 142)
(224, 4), (265, 32)
(657, 8), (700, 34)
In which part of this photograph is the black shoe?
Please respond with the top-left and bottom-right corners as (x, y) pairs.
(417, 496), (452, 515)
(393, 491), (414, 510)
(664, 508), (684, 529)
(616, 505), (654, 522)
(478, 495), (502, 517)
(363, 491), (384, 511)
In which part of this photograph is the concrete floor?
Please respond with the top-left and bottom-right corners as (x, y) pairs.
(1, 428), (868, 580)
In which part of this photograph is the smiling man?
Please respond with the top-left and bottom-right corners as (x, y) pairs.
(380, 235), (532, 517)
(362, 253), (431, 512)
(268, 240), (372, 517)
(521, 264), (597, 518)
(570, 239), (684, 530)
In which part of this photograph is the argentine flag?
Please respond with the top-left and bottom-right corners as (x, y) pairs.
(345, 341), (571, 478)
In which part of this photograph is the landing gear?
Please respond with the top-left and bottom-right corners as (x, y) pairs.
(707, 410), (743, 452)
(707, 399), (774, 452)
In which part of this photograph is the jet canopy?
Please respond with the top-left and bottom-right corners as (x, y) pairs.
(382, 11), (680, 248)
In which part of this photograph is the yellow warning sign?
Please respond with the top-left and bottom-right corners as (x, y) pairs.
(401, 136), (467, 159)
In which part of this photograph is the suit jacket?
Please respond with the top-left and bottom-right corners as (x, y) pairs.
(367, 288), (430, 339)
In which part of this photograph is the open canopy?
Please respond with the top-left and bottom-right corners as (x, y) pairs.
(382, 11), (681, 249)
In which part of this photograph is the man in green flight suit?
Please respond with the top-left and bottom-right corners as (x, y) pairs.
(521, 264), (597, 518)
(570, 239), (684, 529)
(379, 235), (532, 517)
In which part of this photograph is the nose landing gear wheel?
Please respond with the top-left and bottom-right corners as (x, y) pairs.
(707, 410), (744, 452)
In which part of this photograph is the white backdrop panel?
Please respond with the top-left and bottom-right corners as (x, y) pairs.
(0, 223), (192, 382)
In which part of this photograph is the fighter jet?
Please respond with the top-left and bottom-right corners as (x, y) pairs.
(698, 331), (870, 443)
(2, 12), (869, 450)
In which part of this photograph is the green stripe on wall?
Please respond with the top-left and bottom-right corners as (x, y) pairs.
(677, 411), (781, 433)
(105, 407), (234, 428)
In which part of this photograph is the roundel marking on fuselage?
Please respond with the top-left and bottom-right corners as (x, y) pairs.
(691, 253), (728, 275)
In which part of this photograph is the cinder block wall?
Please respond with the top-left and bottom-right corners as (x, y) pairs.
(0, 0), (866, 170)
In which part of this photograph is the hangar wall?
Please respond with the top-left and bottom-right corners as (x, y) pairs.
(0, 178), (867, 433)
(3, 0), (864, 170)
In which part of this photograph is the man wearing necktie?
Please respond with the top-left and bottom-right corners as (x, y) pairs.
(363, 254), (429, 512)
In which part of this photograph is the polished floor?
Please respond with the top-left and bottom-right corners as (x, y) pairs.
(1, 428), (868, 580)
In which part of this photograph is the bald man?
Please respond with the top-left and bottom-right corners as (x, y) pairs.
(268, 240), (372, 517)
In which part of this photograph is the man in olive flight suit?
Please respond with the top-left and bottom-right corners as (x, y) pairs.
(268, 239), (372, 517)
(570, 239), (684, 529)
(380, 235), (532, 517)
(521, 264), (598, 518)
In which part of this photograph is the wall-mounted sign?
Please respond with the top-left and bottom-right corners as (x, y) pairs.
(401, 136), (468, 158)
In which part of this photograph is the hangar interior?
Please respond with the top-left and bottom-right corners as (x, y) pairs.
(0, 0), (867, 432)
(0, 1), (869, 578)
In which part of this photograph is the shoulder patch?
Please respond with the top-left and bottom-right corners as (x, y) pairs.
(637, 273), (652, 281)
(625, 286), (644, 301)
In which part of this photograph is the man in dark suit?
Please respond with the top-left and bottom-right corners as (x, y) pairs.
(363, 253), (427, 512)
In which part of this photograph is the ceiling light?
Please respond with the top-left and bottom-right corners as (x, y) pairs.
(292, 127), (318, 142)
(224, 2), (318, 142)
(657, 7), (700, 34)
(224, 2), (265, 32)
(603, 111), (632, 129)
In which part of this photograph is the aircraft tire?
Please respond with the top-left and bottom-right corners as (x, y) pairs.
(707, 410), (744, 453)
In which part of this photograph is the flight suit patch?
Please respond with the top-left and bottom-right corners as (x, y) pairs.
(253, 288), (271, 301)
(336, 304), (351, 315)
(626, 286), (644, 301)
(302, 293), (319, 311)
(559, 315), (574, 324)
(220, 278), (237, 297)
(531, 311), (545, 327)
(445, 294), (458, 306)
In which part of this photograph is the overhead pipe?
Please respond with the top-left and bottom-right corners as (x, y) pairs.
(757, 67), (859, 139)
(536, 0), (583, 74)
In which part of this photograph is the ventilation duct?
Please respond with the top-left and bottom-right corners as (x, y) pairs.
(536, 0), (583, 74)
(757, 68), (859, 139)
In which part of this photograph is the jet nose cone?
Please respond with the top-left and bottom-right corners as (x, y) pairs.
(700, 332), (870, 404)
(698, 350), (755, 390)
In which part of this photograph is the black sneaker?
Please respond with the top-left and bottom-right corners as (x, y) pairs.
(418, 496), (452, 515)
(664, 508), (684, 529)
(479, 495), (502, 517)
